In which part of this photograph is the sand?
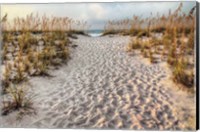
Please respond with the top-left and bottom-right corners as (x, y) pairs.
(0, 35), (196, 130)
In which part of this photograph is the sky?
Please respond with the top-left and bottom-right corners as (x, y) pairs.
(1, 1), (196, 29)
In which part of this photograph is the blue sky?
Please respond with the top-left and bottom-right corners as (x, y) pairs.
(1, 1), (196, 29)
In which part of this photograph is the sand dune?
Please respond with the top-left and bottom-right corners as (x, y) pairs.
(0, 35), (195, 130)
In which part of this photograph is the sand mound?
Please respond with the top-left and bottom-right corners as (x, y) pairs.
(0, 35), (195, 130)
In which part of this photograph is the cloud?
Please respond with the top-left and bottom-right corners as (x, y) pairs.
(88, 4), (107, 20)
(1, 2), (196, 29)
(1, 4), (34, 20)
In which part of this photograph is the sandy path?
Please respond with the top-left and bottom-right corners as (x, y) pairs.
(0, 35), (195, 130)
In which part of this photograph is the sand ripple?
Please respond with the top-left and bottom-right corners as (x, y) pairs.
(0, 35), (195, 130)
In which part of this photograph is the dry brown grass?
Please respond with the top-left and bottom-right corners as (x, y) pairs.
(124, 3), (195, 88)
(172, 58), (194, 88)
(1, 83), (35, 116)
(2, 13), (89, 32)
(1, 13), (88, 114)
(126, 38), (142, 51)
(103, 19), (131, 35)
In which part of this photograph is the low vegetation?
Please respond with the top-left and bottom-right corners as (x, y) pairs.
(1, 83), (35, 116)
(1, 13), (88, 114)
(105, 3), (195, 89)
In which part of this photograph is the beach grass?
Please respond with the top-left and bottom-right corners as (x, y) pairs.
(119, 3), (195, 88)
(1, 13), (88, 114)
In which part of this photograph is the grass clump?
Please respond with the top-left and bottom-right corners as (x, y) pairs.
(127, 38), (141, 51)
(2, 63), (12, 93)
(173, 59), (194, 88)
(1, 84), (34, 116)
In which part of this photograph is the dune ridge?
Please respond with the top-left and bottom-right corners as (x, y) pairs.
(0, 35), (195, 130)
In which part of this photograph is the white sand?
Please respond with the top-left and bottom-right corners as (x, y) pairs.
(0, 35), (195, 130)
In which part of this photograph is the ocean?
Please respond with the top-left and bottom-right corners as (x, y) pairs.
(86, 29), (103, 37)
